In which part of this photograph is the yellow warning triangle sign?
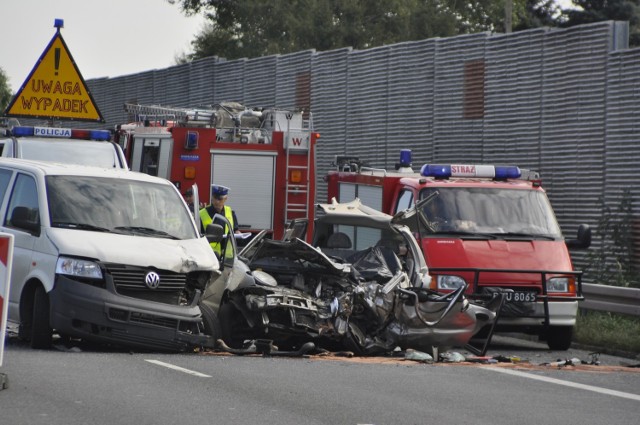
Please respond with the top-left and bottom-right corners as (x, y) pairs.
(4, 28), (104, 122)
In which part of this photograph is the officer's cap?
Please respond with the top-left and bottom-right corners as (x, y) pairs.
(211, 184), (230, 197)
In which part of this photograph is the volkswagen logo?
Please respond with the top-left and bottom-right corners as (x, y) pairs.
(145, 271), (161, 289)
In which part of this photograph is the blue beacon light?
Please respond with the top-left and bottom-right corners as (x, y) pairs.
(399, 149), (412, 167)
(11, 126), (35, 137)
(420, 164), (451, 178)
(494, 166), (521, 179)
(88, 130), (111, 141)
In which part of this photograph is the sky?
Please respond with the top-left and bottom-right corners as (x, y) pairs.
(0, 0), (207, 93)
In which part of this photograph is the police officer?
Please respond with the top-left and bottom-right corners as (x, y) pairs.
(184, 188), (195, 210)
(184, 187), (205, 213)
(199, 184), (239, 255)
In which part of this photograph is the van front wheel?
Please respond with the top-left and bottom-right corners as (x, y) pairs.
(546, 326), (573, 350)
(200, 303), (221, 343)
(31, 286), (53, 349)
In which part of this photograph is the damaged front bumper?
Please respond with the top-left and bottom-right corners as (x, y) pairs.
(50, 275), (213, 351)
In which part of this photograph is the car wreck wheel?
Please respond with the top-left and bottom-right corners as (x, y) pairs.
(200, 303), (221, 342)
(218, 302), (246, 349)
(343, 322), (367, 356)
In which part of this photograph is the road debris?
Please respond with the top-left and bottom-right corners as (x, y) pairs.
(216, 339), (316, 357)
(404, 349), (434, 363)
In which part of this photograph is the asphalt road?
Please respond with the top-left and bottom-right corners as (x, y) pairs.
(1, 332), (638, 425)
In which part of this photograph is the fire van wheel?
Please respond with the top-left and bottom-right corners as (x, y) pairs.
(200, 303), (221, 342)
(31, 286), (53, 349)
(546, 326), (573, 351)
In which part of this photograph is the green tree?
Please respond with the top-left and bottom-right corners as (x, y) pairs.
(586, 189), (638, 287)
(172, 1), (640, 59)
(562, 0), (640, 46)
(0, 67), (12, 113)
(171, 0), (542, 61)
(514, 0), (561, 30)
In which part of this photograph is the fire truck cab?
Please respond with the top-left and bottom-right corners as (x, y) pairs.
(326, 150), (592, 350)
(115, 102), (319, 240)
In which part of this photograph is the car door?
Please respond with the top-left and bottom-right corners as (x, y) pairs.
(0, 170), (40, 321)
(201, 214), (239, 311)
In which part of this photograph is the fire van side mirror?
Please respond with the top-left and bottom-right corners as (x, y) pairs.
(566, 224), (591, 250)
(205, 223), (225, 243)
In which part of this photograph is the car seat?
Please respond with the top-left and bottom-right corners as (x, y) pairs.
(326, 232), (352, 249)
(322, 232), (353, 260)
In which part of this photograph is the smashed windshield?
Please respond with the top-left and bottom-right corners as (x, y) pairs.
(46, 175), (197, 240)
(419, 187), (562, 238)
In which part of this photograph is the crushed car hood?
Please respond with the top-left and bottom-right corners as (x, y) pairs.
(47, 228), (218, 273)
(247, 238), (350, 276)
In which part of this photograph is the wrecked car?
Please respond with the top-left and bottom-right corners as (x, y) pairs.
(204, 198), (503, 356)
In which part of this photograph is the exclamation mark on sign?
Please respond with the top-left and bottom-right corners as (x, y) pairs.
(54, 48), (60, 76)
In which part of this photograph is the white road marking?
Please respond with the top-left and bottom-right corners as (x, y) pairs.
(482, 366), (640, 402)
(145, 359), (211, 378)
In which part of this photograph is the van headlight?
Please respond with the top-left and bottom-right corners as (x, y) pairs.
(56, 257), (103, 279)
(436, 275), (466, 290)
(547, 277), (569, 293)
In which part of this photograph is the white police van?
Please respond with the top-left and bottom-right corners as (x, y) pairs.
(0, 158), (223, 351)
(0, 124), (128, 169)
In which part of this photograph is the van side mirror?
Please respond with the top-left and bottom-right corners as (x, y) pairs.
(566, 224), (591, 250)
(205, 223), (224, 243)
(11, 206), (40, 235)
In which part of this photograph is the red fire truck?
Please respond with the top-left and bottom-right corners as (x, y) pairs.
(115, 102), (319, 240)
(325, 150), (592, 350)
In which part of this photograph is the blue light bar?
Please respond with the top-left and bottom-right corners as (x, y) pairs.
(421, 164), (451, 178)
(89, 130), (111, 141)
(11, 126), (35, 137)
(494, 166), (521, 179)
(421, 163), (522, 179)
(11, 126), (111, 141)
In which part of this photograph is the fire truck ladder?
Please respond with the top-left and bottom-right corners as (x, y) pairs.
(284, 113), (313, 224)
(123, 103), (215, 126)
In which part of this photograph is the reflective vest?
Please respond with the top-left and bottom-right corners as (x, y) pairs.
(200, 205), (234, 255)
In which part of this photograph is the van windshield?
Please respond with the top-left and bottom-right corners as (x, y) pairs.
(18, 139), (122, 168)
(46, 176), (197, 240)
(418, 187), (562, 238)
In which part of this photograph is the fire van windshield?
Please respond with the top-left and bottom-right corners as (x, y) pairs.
(418, 187), (563, 238)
